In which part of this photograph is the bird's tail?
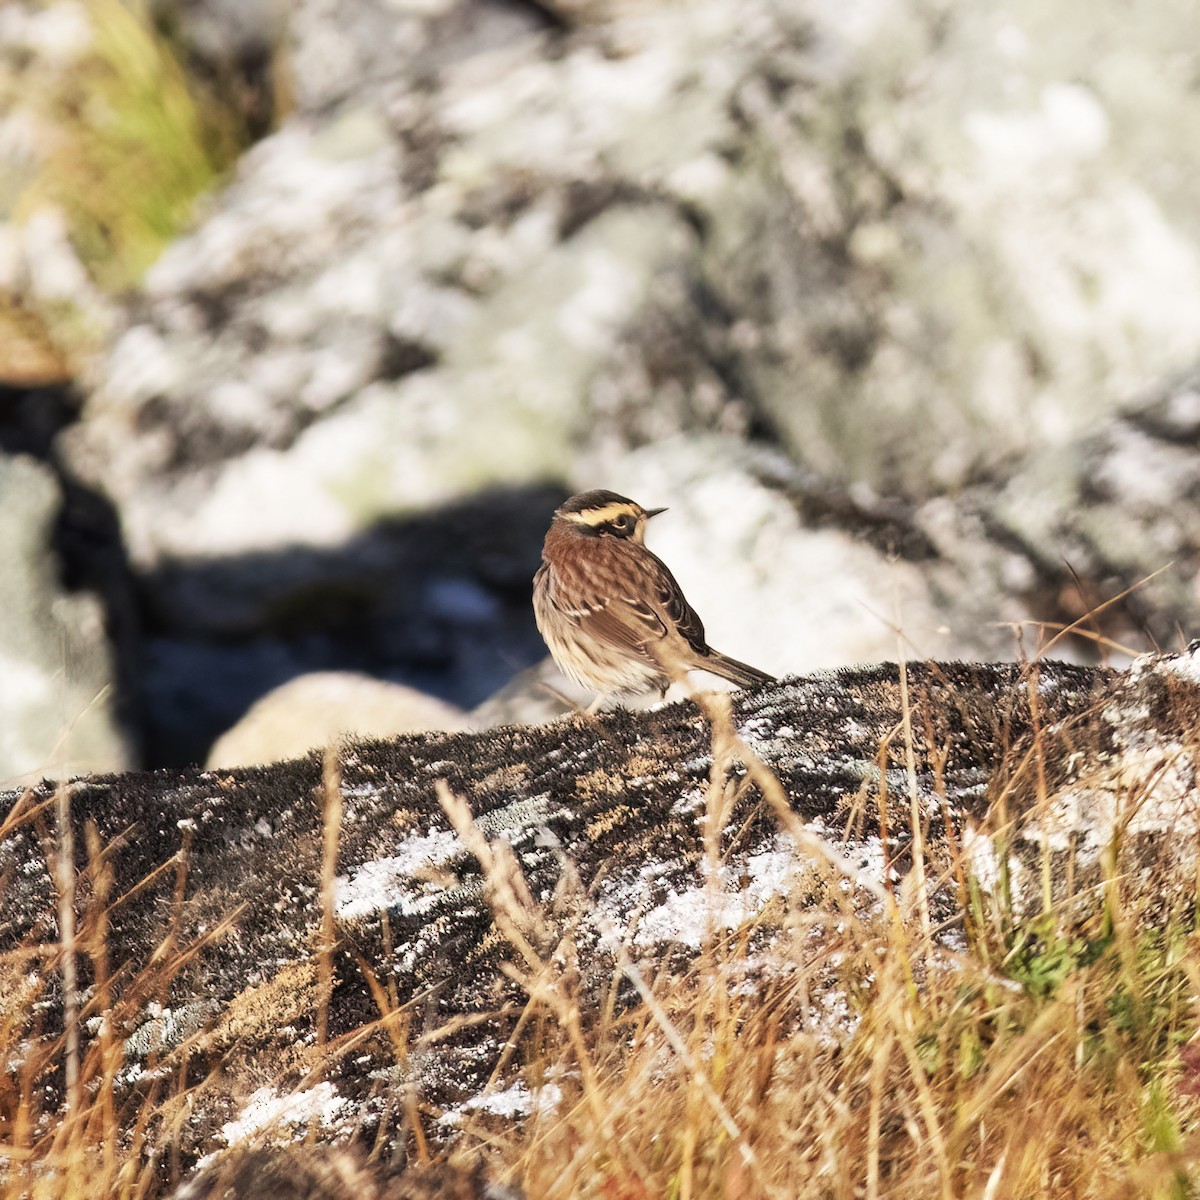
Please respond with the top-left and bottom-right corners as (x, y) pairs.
(701, 650), (776, 690)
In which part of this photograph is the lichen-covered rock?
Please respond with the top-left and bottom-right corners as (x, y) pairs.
(0, 451), (128, 781)
(60, 0), (1200, 580)
(8, 653), (1200, 1171)
(704, 0), (1200, 494)
(976, 366), (1200, 651)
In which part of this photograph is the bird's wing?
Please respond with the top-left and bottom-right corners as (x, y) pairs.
(566, 553), (710, 661)
(564, 593), (667, 660)
(650, 558), (708, 657)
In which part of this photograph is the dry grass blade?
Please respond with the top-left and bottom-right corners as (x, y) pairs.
(318, 741), (344, 1048)
(52, 786), (81, 1122)
(896, 653), (933, 961)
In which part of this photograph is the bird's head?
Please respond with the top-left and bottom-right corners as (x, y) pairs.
(554, 490), (666, 545)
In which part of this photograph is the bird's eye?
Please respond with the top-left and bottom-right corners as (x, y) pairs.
(611, 513), (634, 536)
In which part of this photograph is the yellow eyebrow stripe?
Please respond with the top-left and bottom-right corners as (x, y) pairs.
(566, 503), (639, 526)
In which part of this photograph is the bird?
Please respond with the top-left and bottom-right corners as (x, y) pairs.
(533, 489), (776, 706)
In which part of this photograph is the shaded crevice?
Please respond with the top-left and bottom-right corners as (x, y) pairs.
(135, 482), (569, 768)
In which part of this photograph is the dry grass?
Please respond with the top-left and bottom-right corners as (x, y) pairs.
(3, 672), (1200, 1199)
(492, 890), (1200, 1200)
(462, 693), (1200, 1200)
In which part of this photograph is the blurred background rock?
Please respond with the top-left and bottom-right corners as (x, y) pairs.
(2, 0), (1198, 779)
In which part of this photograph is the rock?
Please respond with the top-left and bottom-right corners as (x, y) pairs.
(0, 451), (128, 782)
(698, 0), (1200, 495)
(173, 1146), (517, 1200)
(206, 671), (474, 768)
(149, 0), (291, 140)
(63, 186), (692, 568)
(979, 365), (1200, 653)
(18, 0), (1200, 770)
(892, 364), (1200, 664)
(8, 652), (1200, 1173)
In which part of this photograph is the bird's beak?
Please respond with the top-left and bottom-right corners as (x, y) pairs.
(644, 507), (667, 519)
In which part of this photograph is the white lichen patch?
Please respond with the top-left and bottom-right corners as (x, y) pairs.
(437, 1080), (563, 1127)
(805, 982), (860, 1043)
(598, 836), (804, 950)
(123, 999), (220, 1058)
(1051, 653), (1200, 862)
(220, 1082), (347, 1146)
(334, 828), (460, 919)
(738, 715), (776, 742)
(474, 793), (562, 840)
(1160, 645), (1200, 688)
(670, 784), (707, 815)
(334, 794), (568, 921)
(737, 709), (822, 765)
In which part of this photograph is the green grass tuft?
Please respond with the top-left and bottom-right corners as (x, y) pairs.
(15, 0), (261, 293)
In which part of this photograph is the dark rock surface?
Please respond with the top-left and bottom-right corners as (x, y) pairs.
(6, 652), (1198, 1184)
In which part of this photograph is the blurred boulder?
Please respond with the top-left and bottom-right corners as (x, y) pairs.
(969, 365), (1200, 655)
(32, 0), (1200, 762)
(0, 452), (128, 783)
(64, 0), (1200, 561)
(694, 0), (1200, 496)
(206, 671), (473, 768)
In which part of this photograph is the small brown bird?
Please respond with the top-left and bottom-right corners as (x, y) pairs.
(533, 490), (776, 704)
